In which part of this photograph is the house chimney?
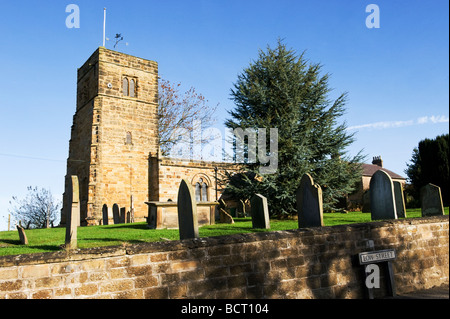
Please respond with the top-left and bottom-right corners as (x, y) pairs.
(372, 156), (383, 167)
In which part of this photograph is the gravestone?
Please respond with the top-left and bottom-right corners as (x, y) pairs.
(102, 204), (109, 225)
(65, 175), (80, 250)
(130, 195), (135, 223)
(112, 204), (120, 224)
(17, 225), (28, 245)
(420, 183), (444, 217)
(369, 170), (398, 220)
(393, 181), (406, 218)
(120, 207), (126, 223)
(250, 194), (270, 229)
(362, 190), (371, 213)
(296, 173), (323, 228)
(177, 179), (199, 240)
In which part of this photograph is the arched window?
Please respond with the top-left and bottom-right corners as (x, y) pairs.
(193, 177), (208, 202)
(129, 79), (135, 97)
(123, 77), (129, 96)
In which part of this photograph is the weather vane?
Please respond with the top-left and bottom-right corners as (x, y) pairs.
(102, 8), (129, 49)
(113, 33), (124, 48)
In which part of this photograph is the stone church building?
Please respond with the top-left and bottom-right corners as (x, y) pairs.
(61, 47), (230, 226)
(60, 47), (406, 226)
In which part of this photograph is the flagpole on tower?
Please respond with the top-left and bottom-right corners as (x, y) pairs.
(103, 8), (106, 47)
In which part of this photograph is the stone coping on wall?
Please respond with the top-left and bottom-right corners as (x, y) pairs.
(157, 156), (238, 170)
(1, 215), (448, 269)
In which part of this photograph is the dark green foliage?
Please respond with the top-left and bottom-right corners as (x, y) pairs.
(405, 134), (449, 206)
(222, 40), (364, 217)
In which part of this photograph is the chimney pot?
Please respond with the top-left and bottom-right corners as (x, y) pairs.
(372, 156), (383, 167)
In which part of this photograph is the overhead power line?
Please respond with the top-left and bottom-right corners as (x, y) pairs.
(0, 152), (65, 163)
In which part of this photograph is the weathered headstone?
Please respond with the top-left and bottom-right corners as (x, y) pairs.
(17, 225), (28, 245)
(250, 194), (270, 229)
(130, 195), (135, 223)
(177, 179), (199, 240)
(362, 190), (371, 213)
(112, 203), (120, 224)
(102, 204), (109, 225)
(393, 181), (406, 218)
(296, 173), (323, 228)
(420, 183), (444, 217)
(65, 175), (80, 250)
(369, 170), (398, 220)
(120, 207), (126, 223)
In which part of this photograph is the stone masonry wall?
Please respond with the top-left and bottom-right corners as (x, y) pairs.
(0, 216), (448, 299)
(92, 48), (159, 224)
(151, 157), (237, 202)
(63, 47), (159, 226)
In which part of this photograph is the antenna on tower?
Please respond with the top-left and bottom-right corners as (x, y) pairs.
(103, 8), (106, 47)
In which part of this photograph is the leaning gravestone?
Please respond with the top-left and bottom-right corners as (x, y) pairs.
(17, 225), (28, 245)
(250, 194), (270, 229)
(393, 181), (406, 218)
(65, 175), (80, 250)
(369, 170), (398, 220)
(296, 173), (324, 228)
(420, 183), (444, 217)
(177, 179), (199, 240)
(112, 204), (120, 224)
(102, 204), (109, 225)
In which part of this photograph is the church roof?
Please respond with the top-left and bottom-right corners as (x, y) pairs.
(362, 164), (406, 180)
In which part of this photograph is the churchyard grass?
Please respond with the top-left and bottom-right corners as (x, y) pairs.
(0, 208), (448, 257)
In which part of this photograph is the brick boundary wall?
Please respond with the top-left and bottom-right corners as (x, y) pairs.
(0, 216), (448, 299)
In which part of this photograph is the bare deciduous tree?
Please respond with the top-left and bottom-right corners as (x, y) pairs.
(158, 79), (218, 157)
(9, 186), (61, 229)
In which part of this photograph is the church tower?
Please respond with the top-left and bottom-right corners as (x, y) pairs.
(61, 47), (159, 225)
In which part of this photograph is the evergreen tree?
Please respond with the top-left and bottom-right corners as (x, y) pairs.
(223, 40), (363, 217)
(405, 134), (449, 206)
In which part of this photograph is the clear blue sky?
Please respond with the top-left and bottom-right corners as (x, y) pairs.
(0, 0), (448, 231)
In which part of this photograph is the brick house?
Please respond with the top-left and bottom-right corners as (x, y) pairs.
(348, 156), (406, 211)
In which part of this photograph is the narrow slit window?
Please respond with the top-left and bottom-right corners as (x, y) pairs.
(126, 132), (132, 145)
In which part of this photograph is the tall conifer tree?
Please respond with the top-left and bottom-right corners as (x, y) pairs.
(223, 40), (363, 216)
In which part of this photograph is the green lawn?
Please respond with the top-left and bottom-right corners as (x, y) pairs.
(0, 208), (448, 257)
